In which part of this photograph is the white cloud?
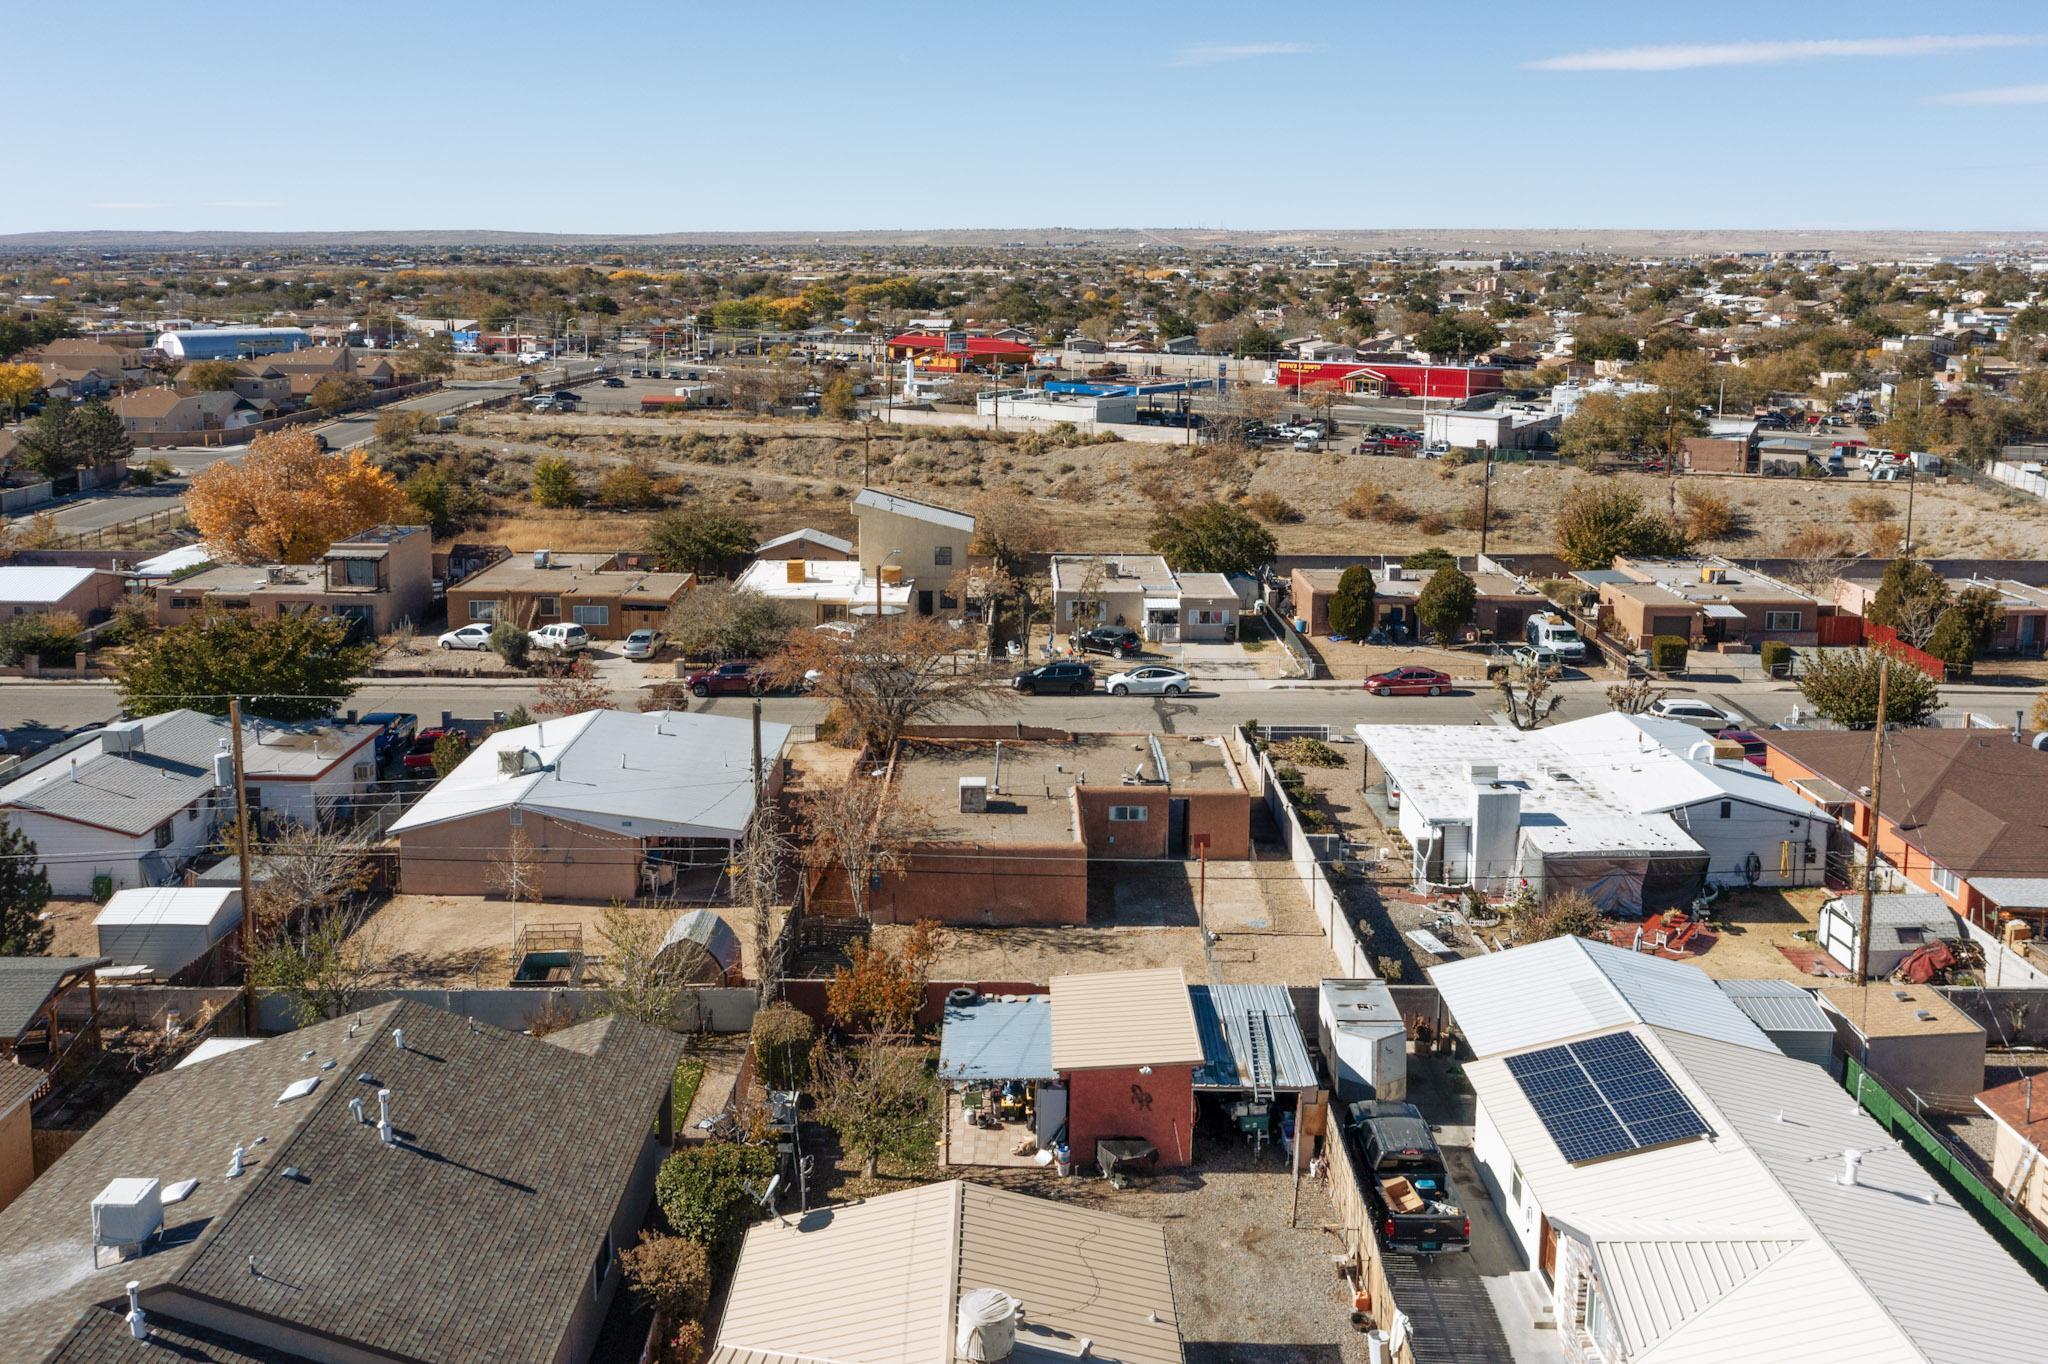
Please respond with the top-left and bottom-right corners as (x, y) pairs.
(1928, 82), (2048, 105)
(1529, 33), (2044, 72)
(1169, 42), (1318, 68)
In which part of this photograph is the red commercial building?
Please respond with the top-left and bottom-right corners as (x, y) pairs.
(886, 332), (1035, 371)
(1274, 359), (1504, 400)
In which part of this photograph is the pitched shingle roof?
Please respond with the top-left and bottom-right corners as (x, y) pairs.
(0, 1000), (684, 1364)
(0, 957), (107, 1042)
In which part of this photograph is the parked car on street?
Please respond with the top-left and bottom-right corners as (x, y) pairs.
(1105, 665), (1190, 697)
(1711, 726), (1769, 766)
(436, 622), (495, 651)
(601, 376), (626, 388)
(1073, 626), (1142, 659)
(1648, 697), (1738, 730)
(620, 628), (663, 659)
(1364, 666), (1453, 697)
(402, 726), (468, 774)
(360, 711), (418, 763)
(528, 623), (590, 653)
(1012, 661), (1094, 695)
(683, 660), (776, 697)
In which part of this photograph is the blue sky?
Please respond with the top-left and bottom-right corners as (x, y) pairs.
(16, 1), (2048, 234)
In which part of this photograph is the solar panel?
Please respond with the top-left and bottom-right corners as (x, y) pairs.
(1506, 1032), (1710, 1164)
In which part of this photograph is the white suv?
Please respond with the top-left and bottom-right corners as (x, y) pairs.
(528, 623), (590, 653)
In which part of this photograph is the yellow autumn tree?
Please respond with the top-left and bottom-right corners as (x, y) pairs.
(0, 361), (42, 418)
(186, 428), (404, 563)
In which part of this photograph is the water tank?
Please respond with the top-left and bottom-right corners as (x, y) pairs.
(956, 1289), (1020, 1361)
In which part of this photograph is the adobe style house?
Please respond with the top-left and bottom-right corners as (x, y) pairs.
(820, 729), (1252, 927)
(444, 550), (693, 640)
(0, 1000), (684, 1364)
(155, 524), (434, 636)
(1289, 559), (1547, 641)
(1594, 555), (1832, 651)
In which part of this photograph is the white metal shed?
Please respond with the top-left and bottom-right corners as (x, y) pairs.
(94, 887), (242, 978)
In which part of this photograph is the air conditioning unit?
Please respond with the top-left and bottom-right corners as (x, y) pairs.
(959, 777), (988, 813)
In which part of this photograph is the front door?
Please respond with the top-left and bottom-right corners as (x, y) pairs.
(1168, 799), (1189, 858)
(1539, 1216), (1558, 1282)
(918, 590), (934, 616)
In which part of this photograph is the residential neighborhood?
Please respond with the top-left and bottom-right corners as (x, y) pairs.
(9, 9), (2048, 1364)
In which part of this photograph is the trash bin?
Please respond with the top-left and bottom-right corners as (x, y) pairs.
(1054, 1142), (1072, 1177)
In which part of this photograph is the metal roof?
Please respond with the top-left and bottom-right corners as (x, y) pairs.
(652, 909), (742, 983)
(95, 886), (240, 929)
(1429, 936), (1776, 1058)
(1049, 968), (1203, 1072)
(1974, 876), (2048, 909)
(1714, 979), (1835, 1036)
(755, 527), (852, 555)
(851, 487), (976, 533)
(1189, 984), (1317, 1091)
(938, 998), (1055, 1081)
(712, 1180), (1183, 1364)
(389, 709), (789, 841)
(0, 566), (98, 604)
(1470, 1023), (2048, 1364)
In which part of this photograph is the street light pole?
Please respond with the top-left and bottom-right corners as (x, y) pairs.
(1853, 656), (1890, 987)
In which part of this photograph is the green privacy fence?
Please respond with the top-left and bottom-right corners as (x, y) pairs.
(1844, 1057), (2048, 1285)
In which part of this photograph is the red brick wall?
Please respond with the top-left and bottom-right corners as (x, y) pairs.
(1064, 1065), (1196, 1168)
(871, 843), (1088, 925)
(1076, 787), (1169, 858)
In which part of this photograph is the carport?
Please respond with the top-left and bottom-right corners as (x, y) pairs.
(1189, 983), (1319, 1153)
(938, 995), (1064, 1164)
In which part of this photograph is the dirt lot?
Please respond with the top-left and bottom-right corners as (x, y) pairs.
(41, 898), (102, 958)
(974, 1143), (1358, 1364)
(349, 894), (779, 988)
(416, 409), (2048, 562)
(874, 860), (1345, 987)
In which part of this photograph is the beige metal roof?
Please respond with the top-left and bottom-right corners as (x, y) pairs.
(712, 1180), (1183, 1364)
(1049, 968), (1203, 1072)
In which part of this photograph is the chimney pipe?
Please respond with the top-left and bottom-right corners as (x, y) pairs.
(392, 1028), (406, 1051)
(349, 1096), (366, 1125)
(227, 1145), (246, 1178)
(1837, 1149), (1863, 1187)
(377, 1088), (394, 1146)
(125, 1281), (147, 1341)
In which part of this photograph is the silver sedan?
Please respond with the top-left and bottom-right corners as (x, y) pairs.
(1106, 665), (1191, 697)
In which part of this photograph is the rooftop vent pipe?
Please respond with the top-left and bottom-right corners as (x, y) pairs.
(348, 1097), (365, 1125)
(227, 1145), (245, 1179)
(377, 1088), (394, 1146)
(1837, 1149), (1863, 1187)
(125, 1281), (146, 1341)
(392, 1028), (406, 1052)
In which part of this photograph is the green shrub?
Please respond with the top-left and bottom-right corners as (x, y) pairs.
(1760, 640), (1792, 678)
(1649, 635), (1689, 672)
(489, 621), (531, 669)
(751, 1002), (815, 1091)
(655, 1141), (778, 1251)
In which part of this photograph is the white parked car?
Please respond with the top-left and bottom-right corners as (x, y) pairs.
(620, 628), (662, 659)
(1105, 665), (1191, 697)
(529, 623), (590, 653)
(1648, 697), (1738, 730)
(437, 623), (495, 651)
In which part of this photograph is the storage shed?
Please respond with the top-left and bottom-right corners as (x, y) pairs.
(650, 909), (743, 986)
(1715, 978), (1836, 1070)
(1817, 892), (1956, 978)
(1316, 978), (1408, 1103)
(93, 887), (242, 981)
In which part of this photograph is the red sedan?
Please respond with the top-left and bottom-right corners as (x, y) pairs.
(1364, 666), (1453, 697)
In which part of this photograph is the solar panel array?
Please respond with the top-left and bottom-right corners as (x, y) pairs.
(1504, 1032), (1710, 1164)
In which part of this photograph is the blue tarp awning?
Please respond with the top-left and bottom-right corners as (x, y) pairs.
(1190, 984), (1318, 1092)
(938, 998), (1056, 1082)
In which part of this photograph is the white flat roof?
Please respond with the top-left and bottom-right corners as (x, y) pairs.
(736, 558), (912, 606)
(852, 487), (975, 533)
(95, 886), (240, 928)
(131, 545), (215, 579)
(0, 565), (96, 603)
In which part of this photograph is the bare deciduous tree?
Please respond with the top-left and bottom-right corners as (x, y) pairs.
(596, 903), (700, 1030)
(1496, 663), (1564, 730)
(766, 616), (997, 752)
(1604, 675), (1669, 715)
(800, 774), (934, 923)
(487, 829), (543, 949)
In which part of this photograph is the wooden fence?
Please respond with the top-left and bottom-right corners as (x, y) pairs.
(1865, 622), (1948, 680)
(1322, 1112), (1421, 1364)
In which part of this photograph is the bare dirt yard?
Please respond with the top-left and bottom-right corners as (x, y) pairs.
(411, 408), (2048, 564)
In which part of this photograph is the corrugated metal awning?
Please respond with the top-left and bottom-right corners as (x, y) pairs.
(1190, 984), (1317, 1091)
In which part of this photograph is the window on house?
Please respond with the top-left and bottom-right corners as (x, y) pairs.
(169, 596), (201, 610)
(1765, 610), (1802, 631)
(940, 592), (957, 610)
(1510, 1164), (1524, 1206)
(933, 545), (954, 566)
(535, 595), (560, 617)
(1069, 599), (1100, 622)
(1719, 800), (1732, 820)
(1930, 864), (1961, 895)
(572, 604), (610, 627)
(341, 558), (378, 588)
(591, 1229), (614, 1301)
(153, 821), (174, 849)
(1109, 805), (1148, 822)
(469, 600), (497, 622)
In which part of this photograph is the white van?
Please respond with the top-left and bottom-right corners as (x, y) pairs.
(1525, 612), (1588, 662)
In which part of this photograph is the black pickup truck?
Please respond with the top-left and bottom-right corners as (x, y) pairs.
(1345, 1100), (1470, 1255)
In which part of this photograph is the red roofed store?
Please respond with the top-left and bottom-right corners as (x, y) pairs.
(887, 333), (1034, 372)
(1275, 360), (1503, 400)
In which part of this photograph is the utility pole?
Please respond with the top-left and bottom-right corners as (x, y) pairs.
(1904, 469), (1918, 552)
(1853, 656), (1890, 986)
(228, 698), (257, 1016)
(1478, 442), (1497, 559)
(750, 698), (764, 808)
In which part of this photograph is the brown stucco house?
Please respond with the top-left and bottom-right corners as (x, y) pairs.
(390, 709), (789, 901)
(443, 550), (692, 640)
(155, 524), (434, 636)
